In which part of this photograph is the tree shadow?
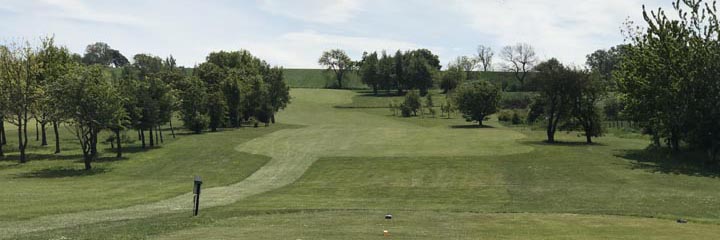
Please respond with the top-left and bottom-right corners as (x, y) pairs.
(522, 140), (606, 147)
(450, 125), (495, 129)
(0, 153), (85, 162)
(617, 148), (720, 178)
(16, 166), (108, 178)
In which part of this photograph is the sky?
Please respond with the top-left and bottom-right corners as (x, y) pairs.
(0, 0), (671, 69)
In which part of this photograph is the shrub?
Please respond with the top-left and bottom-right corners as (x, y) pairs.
(498, 110), (514, 122)
(401, 90), (422, 117)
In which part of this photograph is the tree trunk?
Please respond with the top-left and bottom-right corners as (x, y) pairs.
(137, 129), (141, 140)
(546, 116), (556, 143)
(141, 129), (146, 149)
(0, 119), (6, 145)
(271, 114), (276, 124)
(115, 129), (122, 158)
(158, 125), (164, 144)
(586, 134), (592, 144)
(53, 121), (61, 154)
(169, 119), (176, 139)
(41, 122), (48, 146)
(19, 116), (27, 163)
(149, 127), (155, 147)
(84, 155), (92, 170)
(35, 120), (39, 141)
(478, 120), (483, 127)
(670, 133), (680, 152)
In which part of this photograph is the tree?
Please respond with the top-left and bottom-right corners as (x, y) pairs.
(52, 64), (126, 170)
(404, 54), (434, 96)
(532, 58), (580, 143)
(586, 44), (629, 90)
(618, 0), (720, 161)
(454, 56), (477, 79)
(452, 81), (500, 126)
(359, 52), (380, 95)
(393, 50), (406, 94)
(0, 42), (40, 163)
(440, 63), (466, 95)
(476, 45), (494, 72)
(572, 73), (605, 143)
(377, 51), (396, 92)
(179, 76), (209, 134)
(318, 49), (354, 89)
(264, 66), (290, 123)
(37, 37), (74, 151)
(502, 43), (537, 89)
(400, 90), (422, 117)
(82, 42), (129, 67)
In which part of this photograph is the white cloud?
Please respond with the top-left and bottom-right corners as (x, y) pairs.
(2, 0), (142, 25)
(258, 0), (362, 24)
(234, 30), (442, 68)
(451, 0), (668, 66)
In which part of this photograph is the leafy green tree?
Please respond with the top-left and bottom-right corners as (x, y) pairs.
(0, 42), (40, 163)
(404, 54), (435, 96)
(52, 64), (126, 170)
(572, 73), (605, 143)
(440, 64), (466, 95)
(400, 90), (422, 117)
(393, 50), (406, 94)
(179, 77), (209, 133)
(36, 37), (75, 151)
(378, 51), (396, 93)
(264, 66), (290, 123)
(318, 49), (354, 89)
(453, 81), (500, 126)
(207, 91), (227, 132)
(360, 51), (380, 95)
(586, 44), (629, 90)
(82, 42), (129, 67)
(619, 0), (720, 161)
(533, 58), (583, 143)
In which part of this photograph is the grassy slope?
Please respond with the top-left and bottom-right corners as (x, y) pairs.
(0, 122), (285, 220)
(283, 68), (365, 89)
(10, 88), (720, 239)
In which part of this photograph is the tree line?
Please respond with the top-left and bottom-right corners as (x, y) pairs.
(0, 37), (290, 169)
(321, 48), (441, 95)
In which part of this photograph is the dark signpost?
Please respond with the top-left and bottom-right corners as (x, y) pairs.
(193, 176), (203, 216)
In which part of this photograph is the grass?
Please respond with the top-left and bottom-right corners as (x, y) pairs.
(0, 121), (285, 220)
(4, 88), (720, 239)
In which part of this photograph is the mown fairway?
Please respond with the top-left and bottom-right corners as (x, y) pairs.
(3, 89), (720, 239)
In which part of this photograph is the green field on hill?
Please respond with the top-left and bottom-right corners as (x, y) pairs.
(2, 88), (720, 239)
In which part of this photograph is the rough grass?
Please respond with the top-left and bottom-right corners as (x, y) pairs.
(5, 88), (720, 239)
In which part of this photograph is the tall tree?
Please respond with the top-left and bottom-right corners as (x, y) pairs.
(502, 43), (537, 89)
(359, 51), (381, 95)
(476, 45), (494, 72)
(179, 76), (209, 134)
(82, 42), (129, 67)
(440, 63), (466, 95)
(52, 64), (126, 169)
(572, 72), (605, 143)
(586, 44), (629, 90)
(452, 81), (500, 126)
(532, 58), (580, 143)
(0, 42), (40, 163)
(318, 49), (354, 89)
(264, 66), (290, 123)
(619, 0), (720, 161)
(36, 37), (74, 149)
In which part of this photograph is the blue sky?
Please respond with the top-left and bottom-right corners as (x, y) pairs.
(0, 0), (670, 68)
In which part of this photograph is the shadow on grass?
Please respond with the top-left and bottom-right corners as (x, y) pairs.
(522, 140), (606, 147)
(17, 166), (108, 178)
(450, 125), (495, 129)
(0, 153), (85, 162)
(618, 148), (719, 178)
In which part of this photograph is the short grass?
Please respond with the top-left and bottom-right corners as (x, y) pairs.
(5, 88), (720, 239)
(0, 122), (285, 220)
